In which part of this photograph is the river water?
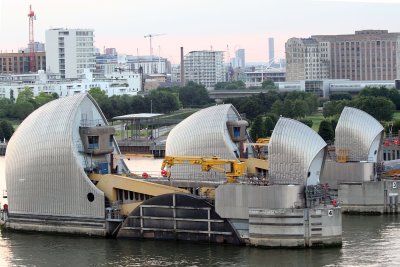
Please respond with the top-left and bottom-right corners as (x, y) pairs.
(1, 157), (400, 266)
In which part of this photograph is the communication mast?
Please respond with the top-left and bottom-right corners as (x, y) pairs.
(28, 5), (36, 72)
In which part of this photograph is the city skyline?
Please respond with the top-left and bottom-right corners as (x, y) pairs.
(0, 0), (399, 64)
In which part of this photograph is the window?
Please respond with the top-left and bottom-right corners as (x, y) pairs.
(88, 136), (99, 149)
(109, 135), (113, 147)
(233, 127), (241, 137)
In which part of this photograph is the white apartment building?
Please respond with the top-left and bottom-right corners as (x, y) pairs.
(172, 50), (225, 88)
(0, 69), (142, 99)
(46, 28), (96, 79)
(118, 55), (170, 74)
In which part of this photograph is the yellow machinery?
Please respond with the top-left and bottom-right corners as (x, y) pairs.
(161, 156), (247, 183)
(336, 149), (349, 163)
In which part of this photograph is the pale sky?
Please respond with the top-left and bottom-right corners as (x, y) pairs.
(0, 0), (399, 63)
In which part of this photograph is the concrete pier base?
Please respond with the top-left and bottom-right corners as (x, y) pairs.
(339, 180), (400, 214)
(5, 214), (108, 236)
(248, 208), (342, 247)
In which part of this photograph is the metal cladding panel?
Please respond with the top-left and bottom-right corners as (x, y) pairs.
(335, 107), (383, 161)
(269, 118), (327, 185)
(5, 94), (105, 218)
(166, 104), (242, 180)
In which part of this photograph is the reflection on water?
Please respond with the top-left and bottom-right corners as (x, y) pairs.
(1, 216), (400, 266)
(1, 156), (400, 266)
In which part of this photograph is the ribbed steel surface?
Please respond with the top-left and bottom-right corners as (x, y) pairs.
(335, 107), (383, 161)
(5, 94), (105, 218)
(269, 118), (327, 185)
(165, 104), (243, 181)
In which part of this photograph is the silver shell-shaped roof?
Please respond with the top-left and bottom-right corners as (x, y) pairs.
(268, 118), (327, 185)
(335, 107), (383, 161)
(6, 94), (107, 218)
(166, 104), (244, 181)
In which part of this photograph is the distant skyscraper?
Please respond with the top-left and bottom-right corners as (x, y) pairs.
(235, 49), (245, 69)
(268, 38), (275, 64)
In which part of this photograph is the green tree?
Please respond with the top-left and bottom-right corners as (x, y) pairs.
(293, 99), (308, 118)
(147, 90), (179, 113)
(249, 115), (264, 141)
(298, 118), (313, 128)
(0, 120), (14, 140)
(264, 116), (275, 137)
(9, 89), (15, 103)
(35, 92), (55, 107)
(323, 100), (351, 118)
(330, 92), (352, 101)
(271, 99), (284, 116)
(282, 99), (294, 118)
(16, 87), (34, 104)
(261, 79), (277, 90)
(88, 87), (107, 103)
(318, 119), (334, 142)
(354, 96), (394, 121)
(178, 82), (212, 107)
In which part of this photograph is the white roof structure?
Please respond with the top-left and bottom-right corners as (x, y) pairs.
(335, 107), (384, 162)
(268, 118), (327, 186)
(5, 94), (125, 222)
(166, 104), (247, 181)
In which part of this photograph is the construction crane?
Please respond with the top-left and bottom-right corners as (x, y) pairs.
(161, 156), (247, 183)
(144, 33), (166, 58)
(27, 5), (36, 72)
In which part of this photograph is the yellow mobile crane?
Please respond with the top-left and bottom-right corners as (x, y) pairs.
(161, 156), (247, 183)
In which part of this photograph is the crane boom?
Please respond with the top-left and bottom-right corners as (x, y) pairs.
(144, 33), (166, 57)
(161, 156), (246, 183)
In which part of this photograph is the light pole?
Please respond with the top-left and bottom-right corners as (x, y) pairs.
(150, 99), (152, 114)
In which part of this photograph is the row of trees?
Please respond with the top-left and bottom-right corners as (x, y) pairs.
(214, 79), (278, 91)
(225, 90), (319, 120)
(0, 88), (59, 121)
(90, 81), (214, 119)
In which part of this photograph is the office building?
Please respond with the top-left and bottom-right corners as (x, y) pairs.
(286, 30), (400, 81)
(46, 28), (95, 79)
(0, 52), (46, 74)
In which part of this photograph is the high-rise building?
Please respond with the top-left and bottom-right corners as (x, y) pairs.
(268, 38), (275, 64)
(235, 49), (245, 69)
(46, 28), (95, 79)
(286, 30), (400, 81)
(172, 50), (225, 88)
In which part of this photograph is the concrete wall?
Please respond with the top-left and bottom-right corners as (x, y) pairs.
(339, 180), (400, 213)
(320, 161), (374, 189)
(248, 207), (342, 247)
(215, 184), (304, 220)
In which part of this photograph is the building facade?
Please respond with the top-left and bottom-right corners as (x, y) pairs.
(0, 52), (46, 74)
(268, 37), (275, 64)
(172, 50), (225, 88)
(238, 67), (286, 87)
(46, 28), (95, 79)
(286, 30), (400, 82)
(119, 55), (170, 75)
(0, 69), (142, 99)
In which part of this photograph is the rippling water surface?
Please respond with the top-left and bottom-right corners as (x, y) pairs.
(1, 157), (400, 266)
